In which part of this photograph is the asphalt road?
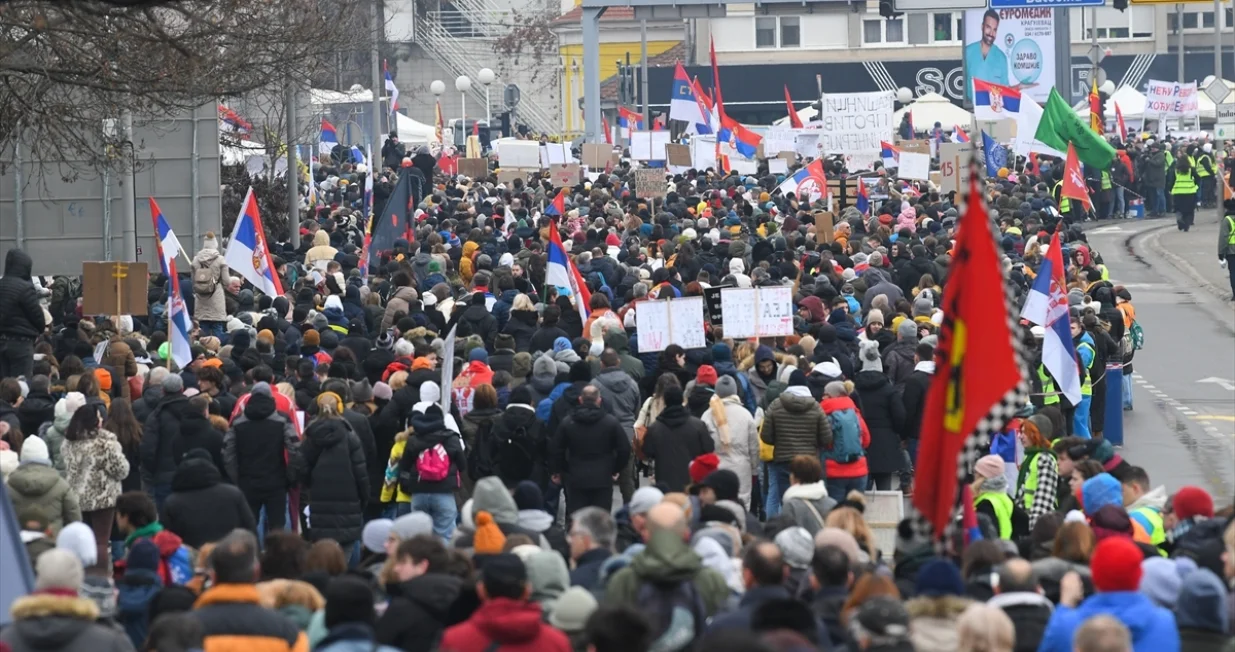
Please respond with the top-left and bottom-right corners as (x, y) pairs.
(1081, 210), (1235, 506)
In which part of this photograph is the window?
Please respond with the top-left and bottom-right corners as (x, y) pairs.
(1168, 12), (1210, 30)
(780, 16), (801, 48)
(931, 13), (959, 42)
(755, 17), (776, 48)
(863, 17), (904, 45)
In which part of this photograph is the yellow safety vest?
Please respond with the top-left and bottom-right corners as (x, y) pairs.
(1172, 171), (1198, 196)
(1019, 451), (1048, 512)
(976, 491), (1015, 540)
(1077, 342), (1095, 397)
(1165, 151), (1174, 170)
(1054, 181), (1071, 213)
(1129, 505), (1166, 547)
(1037, 365), (1060, 405)
(1226, 216), (1235, 245)
(1101, 170), (1112, 190)
(1197, 154), (1213, 178)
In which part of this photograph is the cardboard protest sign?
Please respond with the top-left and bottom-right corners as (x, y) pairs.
(82, 262), (149, 316)
(634, 168), (666, 199)
(665, 144), (692, 167)
(813, 211), (834, 244)
(550, 164), (581, 188)
(457, 158), (487, 179)
(582, 143), (616, 169)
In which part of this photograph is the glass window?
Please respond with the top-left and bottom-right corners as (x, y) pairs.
(756, 16), (777, 48)
(886, 18), (904, 42)
(1226, 8), (1233, 27)
(1183, 12), (1199, 29)
(780, 17), (801, 48)
(1167, 13), (1177, 31)
(932, 13), (954, 41)
(1202, 11), (1215, 27)
(1109, 27), (1129, 38)
(864, 19), (883, 43)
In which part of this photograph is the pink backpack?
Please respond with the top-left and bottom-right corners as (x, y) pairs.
(415, 444), (451, 482)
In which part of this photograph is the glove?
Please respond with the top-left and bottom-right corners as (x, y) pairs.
(1222, 258), (1229, 269)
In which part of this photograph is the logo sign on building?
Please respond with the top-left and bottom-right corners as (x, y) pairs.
(963, 8), (1056, 105)
(1144, 80), (1199, 120)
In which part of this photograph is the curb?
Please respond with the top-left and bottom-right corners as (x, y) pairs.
(1136, 224), (1234, 302)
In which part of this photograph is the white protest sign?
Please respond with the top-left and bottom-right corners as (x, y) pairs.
(691, 136), (718, 170)
(668, 297), (707, 350)
(818, 91), (894, 165)
(897, 151), (931, 181)
(500, 141), (541, 168)
(937, 142), (973, 195)
(720, 288), (758, 339)
(635, 299), (671, 352)
(794, 132), (821, 158)
(763, 128), (798, 155)
(768, 158), (788, 175)
(756, 286), (794, 337)
(729, 158), (758, 175)
(1144, 80), (1199, 119)
(440, 325), (457, 413)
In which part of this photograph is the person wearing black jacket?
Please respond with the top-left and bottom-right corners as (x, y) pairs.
(295, 395), (369, 556)
(851, 342), (906, 492)
(322, 379), (380, 519)
(553, 385), (631, 515)
(0, 249), (46, 379)
(225, 382), (300, 531)
(381, 133), (406, 170)
(375, 535), (467, 652)
(640, 385), (714, 493)
(397, 404), (465, 541)
(453, 293), (498, 352)
(411, 146), (437, 188)
(17, 375), (55, 437)
(141, 373), (191, 514)
(900, 342), (934, 495)
(528, 305), (569, 356)
(162, 449), (256, 549)
(169, 395), (229, 482)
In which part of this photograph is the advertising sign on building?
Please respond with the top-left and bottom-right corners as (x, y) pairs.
(963, 8), (1056, 104)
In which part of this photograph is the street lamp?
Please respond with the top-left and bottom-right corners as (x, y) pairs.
(896, 87), (913, 104)
(477, 68), (495, 124)
(456, 75), (472, 133)
(430, 79), (446, 97)
(1099, 80), (1116, 96)
(430, 79), (446, 145)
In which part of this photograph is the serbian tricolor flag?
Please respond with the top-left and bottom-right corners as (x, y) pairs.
(148, 198), (183, 277)
(1114, 102), (1127, 143)
(880, 141), (900, 166)
(718, 114), (762, 159)
(224, 188), (284, 297)
(618, 106), (643, 136)
(319, 118), (338, 155)
(1020, 230), (1082, 406)
(911, 171), (1025, 537)
(952, 125), (970, 143)
(691, 77), (717, 135)
(546, 225), (591, 324)
(972, 79), (1022, 120)
(855, 178), (870, 216)
(545, 189), (566, 217)
(384, 60), (400, 113)
(776, 158), (826, 200)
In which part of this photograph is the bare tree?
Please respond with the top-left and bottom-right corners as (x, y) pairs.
(492, 7), (558, 85)
(0, 0), (368, 180)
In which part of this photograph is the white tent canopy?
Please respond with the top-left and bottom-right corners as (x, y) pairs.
(395, 113), (438, 145)
(895, 93), (973, 130)
(220, 139), (267, 166)
(772, 105), (818, 127)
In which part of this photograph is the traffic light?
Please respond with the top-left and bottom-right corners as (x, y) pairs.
(879, 0), (902, 19)
(1112, 0), (1126, 12)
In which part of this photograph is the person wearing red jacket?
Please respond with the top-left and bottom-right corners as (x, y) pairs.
(819, 381), (872, 503)
(438, 553), (570, 652)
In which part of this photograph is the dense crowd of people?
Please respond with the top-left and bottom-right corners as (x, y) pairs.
(0, 129), (1231, 652)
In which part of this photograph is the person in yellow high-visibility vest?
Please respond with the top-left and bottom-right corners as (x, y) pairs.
(1195, 143), (1216, 208)
(972, 454), (1029, 541)
(1172, 156), (1199, 232)
(1119, 465), (1168, 555)
(1220, 187), (1235, 299)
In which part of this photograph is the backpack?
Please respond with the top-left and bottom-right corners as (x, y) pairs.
(634, 580), (708, 651)
(824, 407), (865, 464)
(161, 545), (194, 586)
(1129, 319), (1145, 351)
(192, 259), (217, 295)
(415, 443), (451, 483)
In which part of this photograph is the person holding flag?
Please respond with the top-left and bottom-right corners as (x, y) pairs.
(225, 188), (284, 298)
(1021, 231), (1083, 424)
(546, 220), (590, 326)
(148, 199), (193, 370)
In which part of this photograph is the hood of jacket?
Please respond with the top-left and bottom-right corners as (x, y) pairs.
(1126, 485), (1168, 513)
(1069, 592), (1173, 642)
(469, 597), (549, 645)
(603, 330), (632, 353)
(117, 570), (163, 616)
(4, 249), (33, 279)
(776, 391), (819, 414)
(473, 475), (519, 526)
(593, 367), (638, 396)
(7, 462), (62, 495)
(568, 403), (607, 426)
(243, 391), (278, 421)
(654, 404), (693, 428)
(821, 396), (858, 414)
(853, 370), (891, 392)
(501, 404), (539, 431)
(304, 418), (351, 448)
(8, 593), (100, 647)
(782, 481), (831, 503)
(171, 454), (223, 491)
(630, 528), (704, 583)
(517, 509), (554, 533)
(392, 572), (464, 620)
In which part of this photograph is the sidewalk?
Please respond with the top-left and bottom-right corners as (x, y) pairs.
(1146, 207), (1235, 301)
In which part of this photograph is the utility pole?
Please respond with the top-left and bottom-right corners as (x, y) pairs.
(1215, 0), (1223, 83)
(286, 82), (300, 249)
(641, 20), (650, 128)
(371, 0), (383, 152)
(121, 109), (137, 262)
(1053, 9), (1071, 103)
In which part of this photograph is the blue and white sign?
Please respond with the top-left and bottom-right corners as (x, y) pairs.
(990, 0), (1102, 8)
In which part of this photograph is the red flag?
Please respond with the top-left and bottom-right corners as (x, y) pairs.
(1089, 80), (1103, 135)
(784, 85), (803, 128)
(601, 115), (613, 145)
(546, 189), (566, 217)
(911, 172), (1024, 536)
(1062, 143), (1093, 211)
(1114, 102), (1127, 143)
(1025, 152), (1038, 178)
(710, 35), (725, 122)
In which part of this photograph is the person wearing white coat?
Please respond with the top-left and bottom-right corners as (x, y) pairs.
(700, 376), (760, 509)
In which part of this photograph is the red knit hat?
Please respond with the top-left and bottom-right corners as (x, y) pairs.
(1090, 537), (1143, 593)
(1172, 486), (1214, 521)
(696, 365), (718, 388)
(689, 453), (720, 485)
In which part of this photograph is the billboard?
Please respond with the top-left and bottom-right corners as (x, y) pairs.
(0, 105), (222, 276)
(963, 7), (1055, 104)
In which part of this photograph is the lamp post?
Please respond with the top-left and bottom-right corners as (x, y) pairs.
(430, 79), (446, 145)
(477, 68), (495, 125)
(456, 75), (471, 135)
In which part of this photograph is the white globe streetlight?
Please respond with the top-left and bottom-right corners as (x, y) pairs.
(477, 68), (495, 124)
(896, 87), (913, 104)
(430, 79), (446, 96)
(1099, 80), (1116, 96)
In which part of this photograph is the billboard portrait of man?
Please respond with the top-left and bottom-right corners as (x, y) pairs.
(965, 9), (1009, 93)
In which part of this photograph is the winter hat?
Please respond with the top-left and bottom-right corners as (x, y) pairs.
(303, 329), (321, 347)
(512, 481), (544, 512)
(715, 375), (738, 398)
(866, 309), (885, 326)
(350, 380), (374, 403)
(533, 353), (557, 378)
(1138, 557), (1183, 608)
(373, 381), (393, 401)
(552, 337), (573, 354)
(55, 522), (98, 567)
(914, 558), (965, 597)
(202, 231), (219, 251)
(695, 365), (718, 387)
(1082, 473), (1123, 516)
(34, 548), (85, 592)
(495, 333), (516, 351)
(973, 454), (1005, 481)
(858, 340), (883, 373)
(362, 519), (393, 553)
(1090, 537), (1143, 592)
(689, 453), (721, 485)
(855, 597), (911, 641)
(20, 435), (49, 464)
(548, 586), (598, 633)
(376, 331), (395, 350)
(787, 369), (809, 387)
(56, 392), (88, 422)
(814, 528), (863, 566)
(391, 512), (434, 541)
(468, 348), (489, 363)
(813, 360), (843, 379)
(629, 487), (665, 516)
(1175, 567), (1229, 632)
(912, 298), (934, 318)
(1172, 486), (1214, 521)
(473, 511), (506, 555)
(897, 320), (918, 341)
(126, 540), (162, 574)
(711, 342), (733, 363)
(775, 527), (815, 570)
